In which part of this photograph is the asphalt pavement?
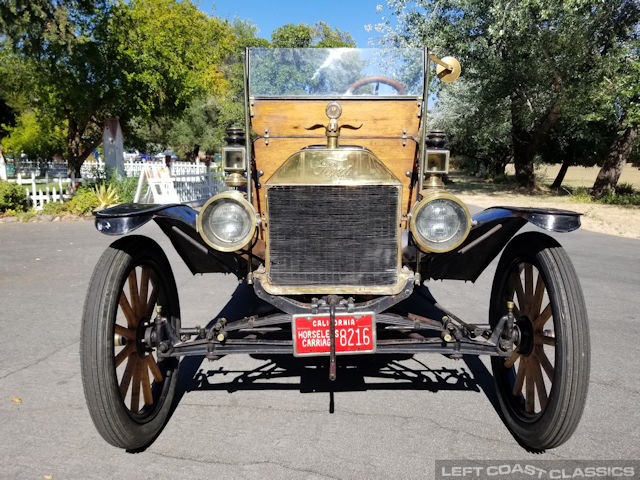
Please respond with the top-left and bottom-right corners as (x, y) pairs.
(0, 218), (639, 479)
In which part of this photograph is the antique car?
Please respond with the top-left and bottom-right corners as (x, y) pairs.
(80, 48), (590, 451)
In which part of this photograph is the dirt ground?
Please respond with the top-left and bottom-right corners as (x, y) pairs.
(449, 164), (640, 240)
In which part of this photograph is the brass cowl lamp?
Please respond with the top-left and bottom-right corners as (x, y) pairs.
(222, 127), (248, 188)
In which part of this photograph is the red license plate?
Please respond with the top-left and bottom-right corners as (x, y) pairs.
(292, 313), (376, 356)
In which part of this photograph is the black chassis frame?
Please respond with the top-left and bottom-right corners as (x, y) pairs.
(94, 203), (580, 376)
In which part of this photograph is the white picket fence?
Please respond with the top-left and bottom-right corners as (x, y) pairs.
(134, 165), (227, 205)
(11, 161), (226, 210)
(13, 172), (68, 210)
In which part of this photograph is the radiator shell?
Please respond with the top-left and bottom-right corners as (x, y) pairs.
(255, 146), (410, 295)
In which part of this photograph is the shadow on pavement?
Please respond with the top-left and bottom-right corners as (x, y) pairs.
(145, 282), (505, 451)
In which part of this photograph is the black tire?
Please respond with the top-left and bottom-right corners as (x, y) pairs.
(490, 232), (590, 450)
(80, 235), (180, 450)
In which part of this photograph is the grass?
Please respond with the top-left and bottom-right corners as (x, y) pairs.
(509, 163), (640, 189)
(449, 163), (640, 207)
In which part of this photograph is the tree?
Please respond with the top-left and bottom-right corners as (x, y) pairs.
(131, 20), (357, 157)
(1, 111), (66, 159)
(431, 74), (512, 178)
(0, 0), (234, 174)
(378, 0), (640, 188)
(591, 38), (640, 198)
(271, 21), (355, 48)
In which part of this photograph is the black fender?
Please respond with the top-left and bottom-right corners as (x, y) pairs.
(94, 203), (248, 277)
(420, 206), (581, 281)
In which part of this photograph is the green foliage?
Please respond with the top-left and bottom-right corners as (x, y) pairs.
(570, 184), (640, 206)
(0, 179), (28, 212)
(569, 187), (593, 203)
(1, 208), (17, 217)
(128, 18), (356, 157)
(380, 0), (640, 187)
(41, 201), (68, 215)
(0, 0), (235, 172)
(599, 184), (640, 206)
(614, 183), (636, 196)
(94, 184), (119, 210)
(1, 1), (358, 166)
(110, 0), (235, 116)
(68, 187), (99, 215)
(16, 210), (36, 222)
(271, 21), (355, 48)
(0, 111), (66, 158)
(109, 176), (139, 204)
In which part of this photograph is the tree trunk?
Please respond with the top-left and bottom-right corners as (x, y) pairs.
(510, 93), (562, 189)
(512, 139), (537, 188)
(551, 158), (571, 189)
(592, 124), (638, 199)
(510, 95), (537, 188)
(66, 118), (83, 177)
(66, 117), (99, 177)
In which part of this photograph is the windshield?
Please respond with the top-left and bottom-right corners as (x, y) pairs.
(249, 48), (424, 98)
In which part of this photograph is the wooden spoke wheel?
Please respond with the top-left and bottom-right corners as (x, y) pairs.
(490, 232), (590, 451)
(81, 236), (180, 450)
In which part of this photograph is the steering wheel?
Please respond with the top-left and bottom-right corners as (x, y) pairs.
(344, 75), (407, 95)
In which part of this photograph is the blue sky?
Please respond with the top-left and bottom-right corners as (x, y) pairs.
(198, 1), (389, 47)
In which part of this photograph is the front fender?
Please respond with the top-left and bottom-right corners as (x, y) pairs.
(420, 206), (581, 281)
(94, 203), (249, 277)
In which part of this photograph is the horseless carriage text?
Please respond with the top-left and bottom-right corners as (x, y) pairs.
(80, 48), (590, 451)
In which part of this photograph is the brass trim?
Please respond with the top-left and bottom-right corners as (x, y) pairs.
(409, 191), (471, 253)
(253, 266), (414, 296)
(423, 175), (445, 191)
(429, 55), (461, 83)
(197, 191), (257, 252)
(266, 147), (403, 186)
(225, 172), (248, 188)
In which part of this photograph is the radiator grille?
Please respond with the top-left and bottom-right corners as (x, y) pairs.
(267, 185), (399, 286)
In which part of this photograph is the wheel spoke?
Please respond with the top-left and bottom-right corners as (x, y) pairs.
(533, 303), (552, 330)
(536, 345), (554, 381)
(147, 355), (163, 383)
(524, 264), (533, 299)
(115, 324), (135, 341)
(128, 269), (139, 319)
(115, 343), (135, 368)
(532, 360), (548, 410)
(141, 358), (153, 406)
(139, 267), (150, 317)
(525, 363), (535, 413)
(535, 334), (556, 346)
(145, 286), (158, 321)
(511, 270), (526, 313)
(131, 361), (141, 413)
(532, 272), (545, 318)
(512, 358), (526, 397)
(119, 292), (137, 328)
(119, 356), (136, 399)
(505, 351), (520, 369)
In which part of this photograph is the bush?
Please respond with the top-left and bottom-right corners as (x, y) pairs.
(599, 188), (640, 206)
(569, 184), (640, 206)
(68, 187), (99, 215)
(94, 184), (119, 209)
(569, 187), (592, 203)
(111, 176), (139, 204)
(41, 201), (69, 216)
(0, 179), (28, 213)
(16, 210), (36, 222)
(613, 183), (636, 196)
